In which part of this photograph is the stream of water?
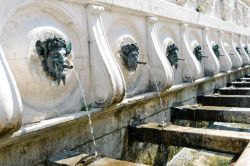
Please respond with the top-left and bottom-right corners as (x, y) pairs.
(73, 69), (98, 156)
(72, 64), (165, 156)
(146, 64), (164, 110)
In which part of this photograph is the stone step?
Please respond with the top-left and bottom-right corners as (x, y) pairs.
(228, 82), (250, 87)
(239, 78), (250, 82)
(128, 123), (250, 154)
(171, 105), (250, 123)
(197, 95), (250, 107)
(219, 87), (250, 95)
(48, 153), (148, 166)
(89, 158), (148, 166)
(244, 74), (250, 78)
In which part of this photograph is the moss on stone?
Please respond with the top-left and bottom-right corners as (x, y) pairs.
(80, 104), (93, 111)
(167, 146), (182, 162)
(172, 120), (211, 128)
(204, 156), (231, 166)
(167, 148), (233, 166)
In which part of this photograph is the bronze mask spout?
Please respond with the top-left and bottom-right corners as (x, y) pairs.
(35, 37), (73, 85)
(120, 43), (145, 71)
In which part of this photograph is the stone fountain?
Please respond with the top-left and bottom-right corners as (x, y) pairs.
(0, 0), (250, 165)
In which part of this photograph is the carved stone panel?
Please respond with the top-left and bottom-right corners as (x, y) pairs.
(157, 22), (190, 84)
(103, 11), (148, 97)
(181, 24), (202, 81)
(234, 1), (244, 26)
(221, 0), (232, 21)
(197, 0), (213, 14)
(0, 1), (90, 124)
(243, 6), (248, 27)
(217, 31), (232, 72)
(202, 28), (220, 76)
(223, 33), (243, 69)
(87, 5), (125, 105)
(146, 17), (173, 91)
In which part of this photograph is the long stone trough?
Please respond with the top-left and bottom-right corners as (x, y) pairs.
(129, 123), (250, 154)
(129, 73), (250, 165)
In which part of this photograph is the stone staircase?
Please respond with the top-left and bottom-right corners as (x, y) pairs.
(128, 74), (250, 166)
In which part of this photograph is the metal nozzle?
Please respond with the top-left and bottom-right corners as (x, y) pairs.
(137, 61), (147, 65)
(178, 58), (185, 61)
(63, 65), (74, 69)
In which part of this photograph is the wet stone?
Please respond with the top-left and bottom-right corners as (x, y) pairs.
(167, 148), (233, 166)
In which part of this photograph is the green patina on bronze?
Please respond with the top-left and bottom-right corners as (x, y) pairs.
(166, 43), (179, 68)
(244, 46), (249, 54)
(212, 44), (222, 58)
(35, 37), (73, 85)
(236, 46), (241, 55)
(120, 43), (146, 71)
(80, 103), (94, 112)
(193, 45), (203, 61)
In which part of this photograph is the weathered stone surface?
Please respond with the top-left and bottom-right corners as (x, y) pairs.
(89, 158), (148, 166)
(240, 77), (250, 81)
(228, 81), (250, 87)
(129, 123), (250, 154)
(146, 16), (174, 91)
(48, 153), (148, 166)
(219, 87), (250, 95)
(0, 67), (248, 165)
(202, 28), (220, 76)
(0, 45), (22, 136)
(48, 153), (90, 166)
(172, 105), (250, 123)
(197, 95), (250, 107)
(218, 31), (233, 72)
(168, 148), (233, 166)
(244, 74), (250, 77)
(235, 142), (250, 166)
